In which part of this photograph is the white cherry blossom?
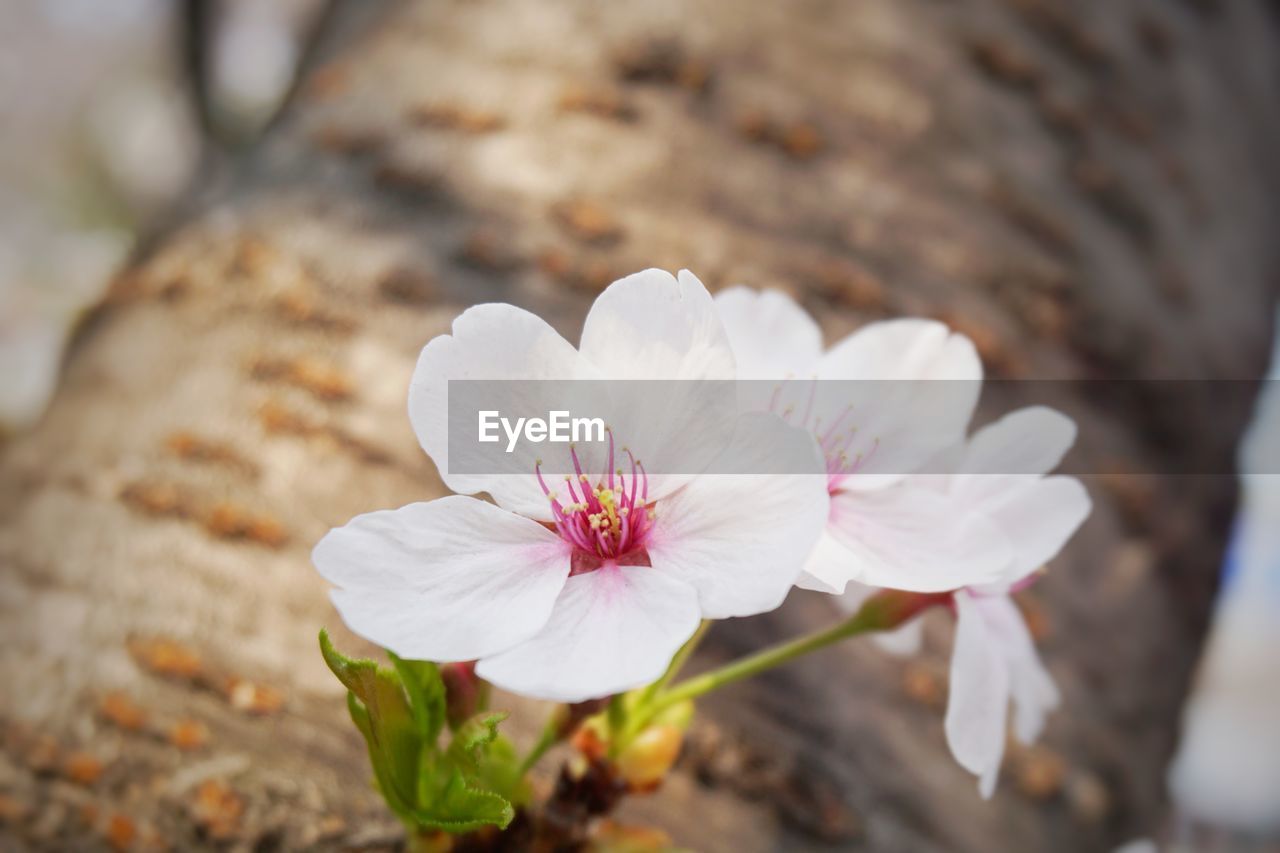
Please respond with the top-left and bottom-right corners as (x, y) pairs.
(314, 270), (828, 702)
(714, 286), (1010, 594)
(849, 407), (1091, 796)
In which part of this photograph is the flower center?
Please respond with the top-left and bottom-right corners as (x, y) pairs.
(536, 428), (655, 566)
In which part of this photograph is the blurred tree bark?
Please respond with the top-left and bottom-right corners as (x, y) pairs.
(2, 0), (1278, 850)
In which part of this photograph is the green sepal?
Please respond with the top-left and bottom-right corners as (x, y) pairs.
(318, 631), (517, 834)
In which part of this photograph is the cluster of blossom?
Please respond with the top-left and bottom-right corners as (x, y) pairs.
(313, 269), (1090, 797)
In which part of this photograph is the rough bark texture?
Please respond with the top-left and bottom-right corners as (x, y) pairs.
(3, 0), (1279, 850)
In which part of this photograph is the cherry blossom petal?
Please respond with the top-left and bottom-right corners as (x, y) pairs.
(976, 595), (1060, 743)
(975, 476), (1092, 587)
(713, 287), (823, 379)
(409, 303), (601, 521)
(580, 269), (739, 500)
(795, 530), (856, 593)
(953, 407), (1077, 504)
(815, 320), (982, 490)
(579, 269), (735, 381)
(475, 565), (700, 702)
(313, 496), (571, 662)
(646, 414), (828, 618)
(819, 318), (981, 382)
(946, 591), (1011, 799)
(825, 483), (1012, 592)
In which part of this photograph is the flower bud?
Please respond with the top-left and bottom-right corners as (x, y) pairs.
(614, 724), (684, 790)
(569, 714), (610, 761)
(440, 661), (488, 728)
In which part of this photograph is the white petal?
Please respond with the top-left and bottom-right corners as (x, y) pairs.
(796, 530), (856, 593)
(713, 287), (823, 379)
(313, 496), (571, 661)
(646, 414), (829, 618)
(476, 565), (700, 702)
(978, 476), (1092, 586)
(578, 269), (739, 500)
(819, 318), (982, 382)
(408, 303), (600, 520)
(824, 483), (1012, 592)
(579, 268), (735, 381)
(953, 407), (1078, 504)
(815, 319), (983, 489)
(975, 595), (1060, 743)
(946, 591), (1010, 798)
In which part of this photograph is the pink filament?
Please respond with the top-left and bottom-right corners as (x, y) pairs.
(537, 429), (653, 560)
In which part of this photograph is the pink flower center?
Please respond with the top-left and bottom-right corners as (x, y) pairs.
(536, 428), (655, 571)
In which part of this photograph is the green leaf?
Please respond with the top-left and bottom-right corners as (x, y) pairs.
(445, 712), (527, 807)
(320, 631), (421, 818)
(471, 734), (530, 808)
(320, 632), (516, 834)
(446, 711), (507, 771)
(347, 692), (416, 823)
(415, 766), (515, 833)
(388, 652), (447, 744)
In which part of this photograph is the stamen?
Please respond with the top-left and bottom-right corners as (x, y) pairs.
(625, 449), (639, 510)
(564, 474), (583, 505)
(605, 427), (615, 491)
(800, 376), (817, 429)
(535, 459), (551, 497)
(538, 432), (656, 561)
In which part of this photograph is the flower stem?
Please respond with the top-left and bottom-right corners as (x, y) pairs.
(646, 590), (948, 716)
(518, 713), (563, 776)
(649, 619), (712, 697)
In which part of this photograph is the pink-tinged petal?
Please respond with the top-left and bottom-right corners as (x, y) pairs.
(713, 287), (823, 379)
(646, 414), (829, 618)
(974, 595), (1060, 743)
(825, 483), (1012, 592)
(953, 407), (1077, 504)
(814, 320), (982, 490)
(946, 591), (1011, 799)
(975, 475), (1092, 588)
(313, 496), (571, 662)
(475, 565), (700, 702)
(579, 269), (735, 381)
(408, 303), (600, 521)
